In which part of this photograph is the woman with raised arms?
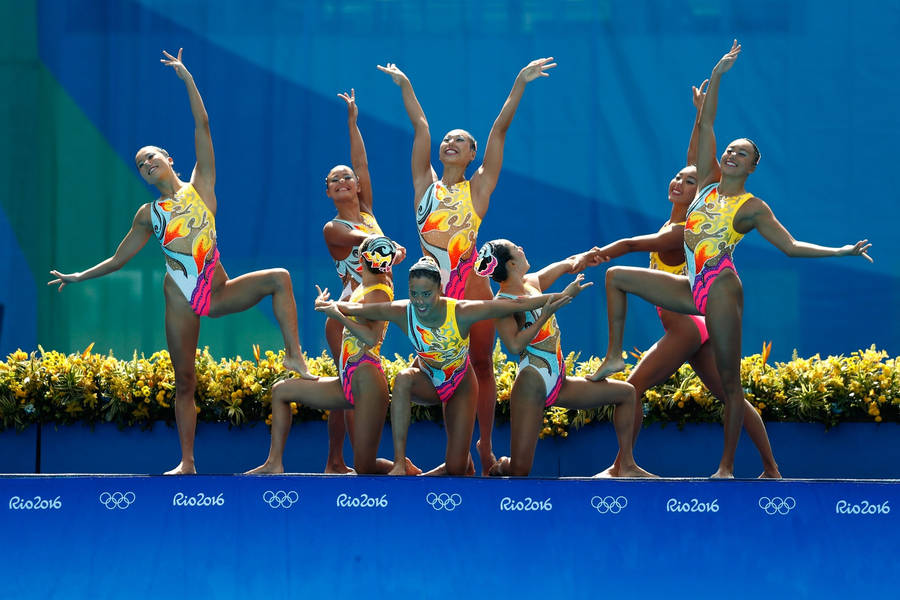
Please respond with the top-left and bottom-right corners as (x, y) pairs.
(590, 41), (871, 477)
(49, 50), (314, 474)
(377, 58), (555, 474)
(320, 89), (405, 474)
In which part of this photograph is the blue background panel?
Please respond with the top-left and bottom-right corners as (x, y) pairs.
(18, 0), (897, 362)
(1, 475), (897, 599)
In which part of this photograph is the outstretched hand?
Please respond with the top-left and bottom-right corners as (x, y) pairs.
(338, 88), (358, 120)
(541, 294), (572, 317)
(712, 40), (741, 76)
(562, 273), (593, 298)
(314, 285), (339, 316)
(692, 79), (709, 109)
(570, 250), (607, 273)
(376, 63), (409, 86)
(844, 240), (873, 262)
(47, 270), (79, 292)
(393, 243), (407, 266)
(161, 48), (191, 80)
(518, 57), (557, 83)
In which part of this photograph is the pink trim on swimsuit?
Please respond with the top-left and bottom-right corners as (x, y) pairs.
(690, 254), (737, 315)
(656, 306), (710, 345)
(443, 251), (476, 300)
(190, 248), (219, 317)
(340, 354), (384, 406)
(433, 356), (471, 404)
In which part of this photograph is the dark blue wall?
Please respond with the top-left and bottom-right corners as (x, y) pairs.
(33, 0), (899, 361)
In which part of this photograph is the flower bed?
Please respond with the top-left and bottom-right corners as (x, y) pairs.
(1, 343), (896, 436)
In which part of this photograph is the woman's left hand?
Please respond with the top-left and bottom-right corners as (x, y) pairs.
(518, 57), (557, 83)
(844, 240), (873, 262)
(562, 273), (593, 298)
(161, 48), (191, 80)
(338, 88), (358, 120)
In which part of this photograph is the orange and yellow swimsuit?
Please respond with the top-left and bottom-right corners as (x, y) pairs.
(416, 180), (482, 299)
(684, 183), (753, 314)
(339, 282), (393, 405)
(649, 220), (709, 343)
(332, 212), (384, 299)
(406, 299), (470, 403)
(497, 284), (565, 406)
(150, 183), (218, 316)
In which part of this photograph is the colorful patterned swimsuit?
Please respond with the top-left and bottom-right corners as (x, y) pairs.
(150, 183), (219, 316)
(339, 282), (393, 405)
(649, 220), (709, 344)
(416, 180), (482, 299)
(684, 183), (753, 315)
(497, 284), (565, 407)
(406, 299), (471, 403)
(332, 212), (384, 300)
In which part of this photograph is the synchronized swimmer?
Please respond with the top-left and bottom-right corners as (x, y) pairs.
(48, 42), (872, 478)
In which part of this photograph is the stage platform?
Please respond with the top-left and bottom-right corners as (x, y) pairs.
(2, 474), (896, 599)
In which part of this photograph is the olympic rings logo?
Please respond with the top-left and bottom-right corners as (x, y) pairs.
(263, 490), (299, 509)
(426, 492), (462, 511)
(590, 495), (628, 514)
(99, 491), (136, 510)
(758, 496), (796, 515)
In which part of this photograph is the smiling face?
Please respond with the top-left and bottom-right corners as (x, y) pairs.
(719, 139), (758, 177)
(408, 275), (442, 319)
(500, 240), (529, 277)
(325, 165), (360, 202)
(439, 129), (477, 167)
(134, 146), (174, 184)
(668, 165), (698, 205)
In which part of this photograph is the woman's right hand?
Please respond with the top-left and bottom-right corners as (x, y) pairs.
(376, 63), (410, 86)
(47, 270), (80, 292)
(161, 48), (192, 81)
(712, 40), (741, 77)
(338, 88), (358, 120)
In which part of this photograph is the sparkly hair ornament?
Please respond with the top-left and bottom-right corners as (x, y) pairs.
(409, 255), (441, 275)
(474, 242), (498, 277)
(360, 235), (397, 273)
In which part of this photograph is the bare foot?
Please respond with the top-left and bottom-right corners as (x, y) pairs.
(245, 461), (284, 474)
(588, 356), (625, 381)
(710, 468), (735, 479)
(164, 461), (196, 475)
(388, 461), (409, 476)
(476, 439), (497, 476)
(759, 467), (782, 479)
(324, 463), (355, 474)
(615, 464), (658, 478)
(283, 356), (317, 380)
(489, 456), (510, 476)
(593, 464), (618, 478)
(405, 457), (422, 475)
(424, 455), (475, 476)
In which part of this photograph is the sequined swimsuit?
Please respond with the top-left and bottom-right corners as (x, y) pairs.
(339, 282), (393, 405)
(684, 183), (753, 315)
(150, 183), (219, 316)
(416, 180), (482, 299)
(497, 284), (565, 407)
(406, 299), (470, 403)
(331, 212), (384, 299)
(649, 220), (708, 343)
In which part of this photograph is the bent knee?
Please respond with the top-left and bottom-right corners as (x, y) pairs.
(271, 268), (293, 291)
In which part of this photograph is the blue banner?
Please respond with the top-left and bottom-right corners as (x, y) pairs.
(2, 475), (897, 598)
